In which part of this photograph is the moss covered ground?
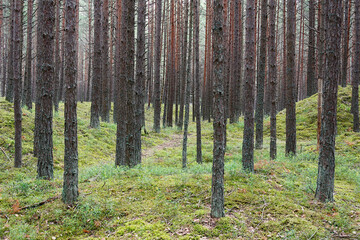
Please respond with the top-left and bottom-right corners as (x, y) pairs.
(0, 87), (360, 239)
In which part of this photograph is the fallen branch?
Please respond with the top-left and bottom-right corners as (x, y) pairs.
(0, 147), (11, 162)
(19, 195), (60, 211)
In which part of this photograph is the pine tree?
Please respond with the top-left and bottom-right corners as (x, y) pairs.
(36, 0), (56, 179)
(255, 0), (268, 149)
(352, 0), (360, 132)
(153, 0), (162, 133)
(306, 0), (316, 97)
(90, 0), (102, 128)
(315, 0), (342, 202)
(285, 0), (296, 156)
(268, 0), (277, 160)
(62, 0), (79, 204)
(13, 0), (23, 168)
(211, 0), (226, 218)
(242, 0), (256, 172)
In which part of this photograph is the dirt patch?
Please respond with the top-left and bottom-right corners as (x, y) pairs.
(142, 134), (183, 159)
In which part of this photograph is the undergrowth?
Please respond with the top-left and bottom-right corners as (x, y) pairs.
(0, 87), (360, 239)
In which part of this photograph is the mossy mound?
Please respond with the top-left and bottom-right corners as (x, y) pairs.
(264, 86), (357, 141)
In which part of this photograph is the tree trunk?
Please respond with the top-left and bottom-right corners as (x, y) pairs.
(194, 0), (202, 164)
(115, 0), (127, 166)
(255, 0), (267, 149)
(5, 1), (14, 102)
(36, 0), (56, 179)
(242, 0), (256, 172)
(229, 0), (241, 124)
(101, 0), (110, 122)
(211, 0), (226, 219)
(13, 0), (22, 168)
(341, 0), (351, 88)
(86, 0), (92, 102)
(53, 0), (61, 112)
(178, 0), (189, 130)
(62, 0), (79, 205)
(153, 0), (162, 133)
(182, 0), (192, 169)
(269, 0), (277, 159)
(90, 0), (102, 128)
(59, 3), (66, 102)
(23, 0), (33, 109)
(285, 0), (296, 156)
(135, 0), (146, 165)
(315, 0), (342, 202)
(166, 0), (176, 127)
(306, 0), (316, 97)
(352, 0), (360, 132)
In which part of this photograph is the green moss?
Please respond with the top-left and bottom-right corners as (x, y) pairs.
(1, 97), (360, 239)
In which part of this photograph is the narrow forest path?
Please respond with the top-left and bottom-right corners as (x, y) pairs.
(142, 133), (184, 160)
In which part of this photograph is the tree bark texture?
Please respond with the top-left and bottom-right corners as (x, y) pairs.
(62, 0), (79, 205)
(269, 0), (277, 160)
(90, 0), (102, 128)
(352, 0), (360, 132)
(211, 0), (226, 219)
(153, 0), (162, 133)
(315, 0), (342, 202)
(255, 0), (267, 149)
(242, 0), (256, 172)
(36, 0), (56, 179)
(285, 0), (296, 156)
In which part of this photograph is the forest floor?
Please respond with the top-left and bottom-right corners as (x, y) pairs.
(1, 86), (360, 239)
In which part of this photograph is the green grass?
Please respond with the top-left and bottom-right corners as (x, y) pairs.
(1, 87), (360, 239)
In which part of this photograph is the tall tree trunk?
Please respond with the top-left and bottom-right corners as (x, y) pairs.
(315, 0), (342, 202)
(166, 0), (175, 127)
(86, 0), (92, 102)
(90, 0), (102, 128)
(194, 0), (202, 164)
(153, 0), (162, 132)
(23, 0), (33, 109)
(352, 0), (360, 132)
(211, 0), (226, 219)
(255, 0), (267, 149)
(36, 0), (56, 179)
(242, 0), (256, 172)
(101, 0), (110, 122)
(13, 0), (22, 168)
(115, 0), (127, 166)
(285, 0), (296, 156)
(182, 0), (192, 168)
(5, 1), (14, 102)
(178, 0), (189, 130)
(53, 0), (61, 112)
(229, 0), (241, 123)
(269, 0), (277, 159)
(116, 0), (136, 167)
(135, 0), (146, 165)
(341, 0), (351, 88)
(125, 0), (136, 167)
(279, 0), (286, 111)
(59, 2), (66, 102)
(62, 0), (79, 205)
(317, 0), (325, 92)
(306, 0), (316, 97)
